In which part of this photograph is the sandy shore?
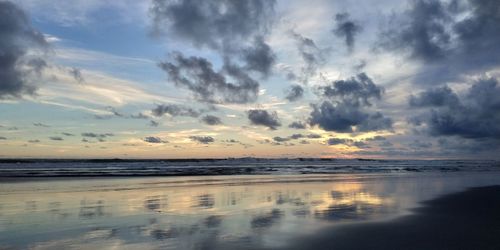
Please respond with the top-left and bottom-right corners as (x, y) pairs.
(2, 174), (500, 249)
(273, 185), (500, 250)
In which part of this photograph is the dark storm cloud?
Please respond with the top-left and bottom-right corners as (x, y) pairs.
(379, 0), (451, 62)
(0, 1), (48, 99)
(189, 136), (215, 144)
(310, 73), (392, 133)
(158, 53), (259, 104)
(320, 73), (383, 107)
(288, 121), (307, 129)
(242, 36), (276, 77)
(247, 109), (281, 130)
(355, 112), (394, 132)
(309, 100), (388, 132)
(333, 12), (362, 52)
(143, 136), (168, 144)
(379, 0), (500, 84)
(409, 85), (459, 107)
(409, 77), (500, 139)
(201, 115), (222, 125)
(151, 103), (201, 117)
(284, 85), (304, 102)
(49, 136), (63, 141)
(151, 0), (278, 104)
(150, 0), (275, 52)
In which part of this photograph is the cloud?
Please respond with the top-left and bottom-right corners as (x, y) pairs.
(81, 132), (114, 138)
(379, 0), (450, 62)
(189, 136), (215, 144)
(327, 138), (352, 145)
(149, 120), (159, 127)
(284, 85), (304, 102)
(408, 139), (432, 149)
(366, 136), (386, 141)
(0, 1), (48, 99)
(151, 103), (200, 117)
(288, 121), (307, 129)
(247, 109), (281, 130)
(333, 12), (362, 52)
(309, 73), (392, 133)
(310, 101), (392, 132)
(33, 122), (50, 127)
(0, 136), (6, 140)
(49, 136), (63, 141)
(151, 0), (281, 106)
(143, 136), (168, 144)
(319, 73), (383, 107)
(306, 133), (322, 139)
(201, 115), (222, 125)
(409, 85), (459, 107)
(409, 77), (500, 139)
(326, 137), (372, 148)
(28, 139), (40, 143)
(130, 112), (150, 119)
(150, 0), (275, 53)
(290, 133), (304, 140)
(68, 67), (85, 83)
(273, 136), (290, 142)
(62, 132), (75, 136)
(289, 31), (329, 83)
(272, 133), (308, 143)
(379, 0), (500, 84)
(158, 53), (259, 104)
(242, 36), (276, 77)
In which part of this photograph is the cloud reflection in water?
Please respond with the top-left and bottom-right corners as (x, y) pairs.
(2, 174), (493, 249)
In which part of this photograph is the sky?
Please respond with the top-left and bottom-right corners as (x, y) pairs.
(0, 0), (499, 159)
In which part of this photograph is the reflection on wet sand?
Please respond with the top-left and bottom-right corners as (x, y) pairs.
(1, 173), (500, 249)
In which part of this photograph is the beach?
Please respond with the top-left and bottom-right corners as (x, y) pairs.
(276, 185), (500, 250)
(2, 171), (500, 249)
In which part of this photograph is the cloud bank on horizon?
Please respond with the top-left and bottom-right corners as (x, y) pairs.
(0, 0), (499, 159)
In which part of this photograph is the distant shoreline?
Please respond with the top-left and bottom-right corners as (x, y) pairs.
(0, 158), (496, 163)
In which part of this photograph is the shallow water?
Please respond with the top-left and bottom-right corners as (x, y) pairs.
(1, 172), (500, 249)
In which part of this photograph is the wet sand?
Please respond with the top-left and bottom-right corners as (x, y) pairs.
(2, 174), (500, 249)
(275, 185), (500, 250)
